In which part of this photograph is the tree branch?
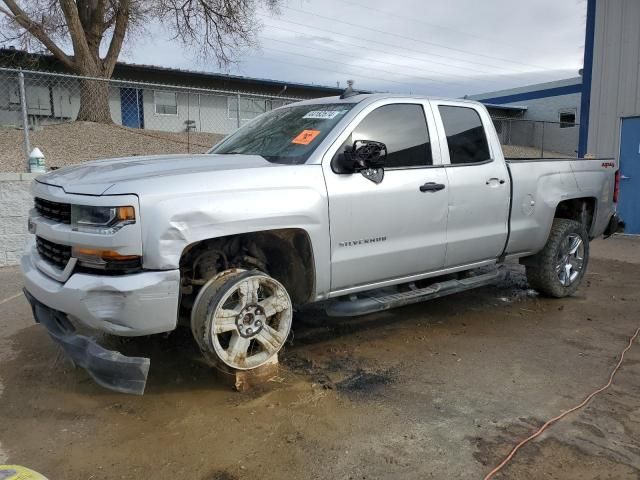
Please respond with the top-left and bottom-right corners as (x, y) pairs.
(58, 0), (94, 68)
(1, 0), (75, 69)
(102, 0), (129, 75)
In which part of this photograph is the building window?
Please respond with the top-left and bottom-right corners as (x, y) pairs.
(154, 91), (178, 115)
(559, 110), (576, 128)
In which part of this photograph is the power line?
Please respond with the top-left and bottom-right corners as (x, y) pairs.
(240, 53), (414, 90)
(281, 5), (546, 72)
(259, 20), (574, 92)
(266, 17), (529, 75)
(241, 51), (469, 93)
(260, 45), (449, 87)
(335, 0), (554, 69)
(261, 22), (497, 77)
(261, 36), (472, 87)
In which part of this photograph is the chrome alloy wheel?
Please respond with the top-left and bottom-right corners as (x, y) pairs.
(555, 233), (585, 287)
(207, 273), (292, 370)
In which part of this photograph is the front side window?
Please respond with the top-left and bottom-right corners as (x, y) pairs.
(211, 103), (355, 164)
(154, 91), (178, 115)
(341, 104), (432, 168)
(439, 106), (491, 165)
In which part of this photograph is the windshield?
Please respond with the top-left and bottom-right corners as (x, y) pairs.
(210, 103), (355, 164)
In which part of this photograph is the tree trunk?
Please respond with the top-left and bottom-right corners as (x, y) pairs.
(76, 77), (113, 123)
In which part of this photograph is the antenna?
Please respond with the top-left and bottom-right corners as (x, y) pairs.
(340, 79), (359, 99)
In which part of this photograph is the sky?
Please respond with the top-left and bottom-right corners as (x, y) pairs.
(126, 0), (588, 97)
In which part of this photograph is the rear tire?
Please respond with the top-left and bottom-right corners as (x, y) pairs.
(525, 218), (589, 298)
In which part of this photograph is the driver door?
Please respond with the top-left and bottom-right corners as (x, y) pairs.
(322, 101), (449, 294)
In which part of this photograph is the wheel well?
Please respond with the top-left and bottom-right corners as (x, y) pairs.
(554, 197), (596, 234)
(178, 229), (315, 315)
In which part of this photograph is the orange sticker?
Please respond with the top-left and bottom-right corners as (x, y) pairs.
(291, 129), (321, 145)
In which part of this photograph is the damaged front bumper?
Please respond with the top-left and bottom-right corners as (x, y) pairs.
(23, 289), (150, 395)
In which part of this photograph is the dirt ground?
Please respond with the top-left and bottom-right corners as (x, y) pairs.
(0, 236), (639, 479)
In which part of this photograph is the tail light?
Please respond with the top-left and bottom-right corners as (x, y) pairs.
(613, 170), (620, 203)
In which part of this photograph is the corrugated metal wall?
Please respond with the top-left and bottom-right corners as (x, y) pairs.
(587, 0), (640, 158)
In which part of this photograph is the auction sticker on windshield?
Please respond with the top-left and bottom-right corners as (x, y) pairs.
(303, 110), (344, 120)
(292, 129), (321, 145)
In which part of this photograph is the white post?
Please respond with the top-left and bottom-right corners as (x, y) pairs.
(18, 69), (31, 171)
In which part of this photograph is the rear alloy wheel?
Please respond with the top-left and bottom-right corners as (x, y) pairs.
(525, 218), (589, 298)
(191, 270), (293, 370)
(556, 233), (585, 287)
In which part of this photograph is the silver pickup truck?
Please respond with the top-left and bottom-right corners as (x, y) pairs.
(21, 93), (623, 394)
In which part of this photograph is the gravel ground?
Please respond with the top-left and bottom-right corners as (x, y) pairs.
(1, 122), (572, 172)
(502, 144), (573, 159)
(0, 236), (639, 479)
(0, 122), (225, 172)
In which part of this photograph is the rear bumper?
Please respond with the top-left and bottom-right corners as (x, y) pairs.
(21, 237), (180, 336)
(23, 289), (150, 395)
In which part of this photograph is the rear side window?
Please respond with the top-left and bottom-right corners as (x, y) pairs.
(347, 104), (432, 168)
(439, 106), (491, 164)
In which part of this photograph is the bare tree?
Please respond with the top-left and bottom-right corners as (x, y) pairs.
(0, 0), (279, 123)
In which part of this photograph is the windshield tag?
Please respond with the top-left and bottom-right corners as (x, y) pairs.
(303, 110), (343, 120)
(292, 129), (321, 145)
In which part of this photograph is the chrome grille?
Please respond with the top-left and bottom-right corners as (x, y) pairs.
(36, 236), (72, 270)
(35, 197), (71, 224)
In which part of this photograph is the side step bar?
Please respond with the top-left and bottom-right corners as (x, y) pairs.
(325, 268), (506, 317)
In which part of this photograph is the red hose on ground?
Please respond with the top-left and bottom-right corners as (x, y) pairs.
(483, 327), (640, 480)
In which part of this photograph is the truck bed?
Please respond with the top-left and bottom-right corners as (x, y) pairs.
(505, 157), (617, 256)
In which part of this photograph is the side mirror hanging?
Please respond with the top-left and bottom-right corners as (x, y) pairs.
(335, 140), (387, 184)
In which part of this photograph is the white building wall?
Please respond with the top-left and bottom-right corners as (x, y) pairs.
(0, 74), (23, 126)
(470, 78), (582, 155)
(521, 94), (581, 155)
(109, 88), (122, 124)
(1, 71), (301, 135)
(139, 89), (262, 135)
(0, 173), (39, 267)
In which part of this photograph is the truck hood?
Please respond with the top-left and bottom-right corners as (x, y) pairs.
(36, 154), (278, 195)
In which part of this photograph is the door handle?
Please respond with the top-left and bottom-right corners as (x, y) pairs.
(420, 182), (446, 192)
(486, 178), (506, 185)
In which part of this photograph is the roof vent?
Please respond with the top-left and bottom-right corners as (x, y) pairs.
(340, 79), (359, 99)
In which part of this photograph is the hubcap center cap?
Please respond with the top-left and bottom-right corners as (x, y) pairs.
(236, 305), (265, 338)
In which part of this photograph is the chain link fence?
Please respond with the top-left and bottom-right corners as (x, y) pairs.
(492, 117), (579, 159)
(0, 67), (583, 171)
(0, 67), (305, 172)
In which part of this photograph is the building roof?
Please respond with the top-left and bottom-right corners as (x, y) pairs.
(468, 76), (582, 105)
(294, 92), (506, 107)
(0, 47), (345, 96)
(483, 103), (527, 112)
(111, 59), (344, 94)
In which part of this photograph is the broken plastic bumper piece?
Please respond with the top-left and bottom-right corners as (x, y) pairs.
(23, 288), (150, 395)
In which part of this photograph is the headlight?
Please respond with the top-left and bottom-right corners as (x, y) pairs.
(71, 205), (135, 234)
